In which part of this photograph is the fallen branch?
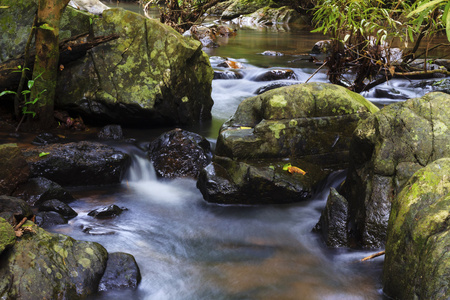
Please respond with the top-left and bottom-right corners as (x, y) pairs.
(305, 61), (327, 83)
(14, 217), (28, 231)
(361, 250), (385, 261)
(393, 69), (450, 79)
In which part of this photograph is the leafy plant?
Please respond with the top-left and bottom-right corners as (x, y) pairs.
(0, 67), (46, 118)
(407, 0), (450, 42)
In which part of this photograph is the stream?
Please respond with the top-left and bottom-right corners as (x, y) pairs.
(43, 2), (450, 299)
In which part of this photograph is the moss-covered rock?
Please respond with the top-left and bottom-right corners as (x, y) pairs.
(198, 83), (378, 204)
(221, 0), (274, 19)
(339, 92), (450, 248)
(0, 218), (15, 255)
(0, 143), (29, 196)
(0, 221), (108, 299)
(56, 8), (213, 126)
(237, 6), (307, 26)
(383, 158), (450, 299)
(0, 0), (92, 62)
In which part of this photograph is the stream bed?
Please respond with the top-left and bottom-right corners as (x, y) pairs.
(45, 2), (449, 299)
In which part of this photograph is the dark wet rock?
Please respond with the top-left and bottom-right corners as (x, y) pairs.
(39, 199), (78, 219)
(198, 157), (326, 205)
(209, 0), (234, 16)
(435, 59), (450, 70)
(31, 132), (66, 146)
(13, 177), (75, 207)
(148, 128), (212, 179)
(236, 6), (306, 27)
(340, 92), (450, 248)
(374, 88), (409, 100)
(255, 81), (298, 94)
(383, 158), (450, 299)
(253, 69), (298, 81)
(198, 83), (379, 205)
(0, 217), (15, 255)
(98, 252), (141, 291)
(408, 78), (450, 95)
(0, 221), (108, 299)
(22, 141), (131, 186)
(0, 195), (34, 223)
(35, 211), (68, 228)
(260, 51), (284, 56)
(88, 205), (127, 219)
(0, 143), (29, 196)
(313, 187), (348, 247)
(97, 124), (124, 140)
(311, 40), (332, 54)
(82, 226), (116, 235)
(217, 60), (244, 69)
(213, 70), (244, 80)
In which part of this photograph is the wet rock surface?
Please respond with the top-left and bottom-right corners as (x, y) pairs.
(253, 69), (298, 81)
(39, 199), (78, 219)
(148, 128), (212, 179)
(97, 125), (124, 140)
(31, 132), (67, 146)
(198, 83), (379, 205)
(22, 141), (131, 186)
(13, 177), (75, 207)
(214, 70), (244, 80)
(35, 211), (68, 228)
(338, 92), (450, 248)
(0, 217), (15, 255)
(0, 143), (29, 196)
(383, 158), (450, 299)
(0, 196), (34, 223)
(88, 205), (127, 219)
(98, 252), (141, 291)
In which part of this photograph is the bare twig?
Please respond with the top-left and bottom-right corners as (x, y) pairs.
(305, 61), (327, 83)
(361, 250), (385, 261)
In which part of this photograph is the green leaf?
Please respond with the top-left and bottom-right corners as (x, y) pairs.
(407, 0), (447, 17)
(39, 23), (55, 30)
(39, 152), (50, 157)
(0, 90), (16, 97)
(444, 0), (450, 41)
(0, 6), (10, 8)
(27, 79), (34, 89)
(282, 163), (291, 171)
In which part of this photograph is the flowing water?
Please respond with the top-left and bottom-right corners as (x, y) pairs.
(43, 2), (449, 299)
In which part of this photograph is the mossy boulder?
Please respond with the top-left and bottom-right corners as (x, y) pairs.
(383, 158), (450, 299)
(198, 83), (378, 204)
(0, 143), (29, 196)
(221, 0), (274, 19)
(56, 8), (213, 126)
(0, 221), (108, 299)
(0, 218), (15, 255)
(336, 92), (450, 248)
(0, 0), (92, 63)
(237, 6), (307, 26)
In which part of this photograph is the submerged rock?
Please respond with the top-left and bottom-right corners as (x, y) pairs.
(255, 81), (298, 94)
(198, 83), (379, 205)
(339, 92), (450, 248)
(13, 177), (75, 207)
(22, 141), (130, 186)
(214, 70), (244, 80)
(0, 143), (29, 196)
(35, 211), (68, 228)
(88, 205), (126, 219)
(148, 128), (212, 179)
(31, 133), (67, 146)
(383, 158), (450, 299)
(98, 252), (141, 291)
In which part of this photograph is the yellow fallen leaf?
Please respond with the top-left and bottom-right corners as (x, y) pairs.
(240, 126), (252, 129)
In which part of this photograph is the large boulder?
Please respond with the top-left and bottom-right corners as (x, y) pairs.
(56, 8), (214, 126)
(98, 252), (141, 291)
(383, 158), (450, 299)
(0, 143), (29, 196)
(148, 128), (212, 179)
(0, 195), (34, 224)
(198, 83), (378, 204)
(221, 0), (273, 19)
(1, 3), (213, 126)
(22, 141), (130, 186)
(235, 6), (306, 27)
(0, 221), (108, 299)
(324, 92), (450, 248)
